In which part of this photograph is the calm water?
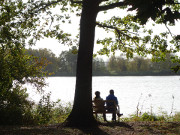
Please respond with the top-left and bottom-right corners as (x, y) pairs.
(27, 76), (180, 117)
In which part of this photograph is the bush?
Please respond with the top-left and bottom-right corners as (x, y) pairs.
(140, 113), (158, 121)
(49, 101), (72, 124)
(32, 93), (72, 125)
(0, 86), (34, 125)
(121, 111), (180, 122)
(0, 85), (72, 125)
(172, 112), (180, 121)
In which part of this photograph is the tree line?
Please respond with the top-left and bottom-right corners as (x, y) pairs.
(26, 47), (180, 76)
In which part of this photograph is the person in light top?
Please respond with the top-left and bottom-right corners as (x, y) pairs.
(93, 91), (107, 121)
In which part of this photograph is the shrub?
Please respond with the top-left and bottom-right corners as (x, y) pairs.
(172, 112), (180, 121)
(49, 101), (72, 124)
(0, 86), (72, 125)
(140, 113), (158, 121)
(0, 86), (34, 125)
(32, 93), (72, 125)
(122, 112), (169, 122)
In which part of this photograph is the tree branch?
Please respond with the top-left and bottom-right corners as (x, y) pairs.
(96, 22), (138, 37)
(98, 2), (127, 11)
(70, 0), (83, 4)
(164, 23), (179, 47)
(33, 0), (62, 13)
(96, 22), (139, 46)
(96, 22), (122, 33)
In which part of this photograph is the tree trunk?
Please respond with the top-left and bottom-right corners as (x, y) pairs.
(65, 0), (99, 127)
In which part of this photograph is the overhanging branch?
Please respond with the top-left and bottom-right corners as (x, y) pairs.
(96, 22), (138, 37)
(96, 22), (139, 46)
(98, 2), (127, 11)
(33, 0), (62, 13)
(164, 23), (179, 47)
(70, 0), (83, 4)
(96, 22), (122, 33)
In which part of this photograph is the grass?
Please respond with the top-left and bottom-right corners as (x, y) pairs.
(1, 121), (180, 135)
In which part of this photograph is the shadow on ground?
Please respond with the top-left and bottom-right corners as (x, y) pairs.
(2, 122), (179, 135)
(76, 126), (109, 135)
(69, 122), (134, 135)
(100, 121), (133, 129)
(0, 122), (133, 135)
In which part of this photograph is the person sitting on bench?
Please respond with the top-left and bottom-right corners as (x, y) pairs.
(106, 89), (122, 121)
(93, 91), (107, 121)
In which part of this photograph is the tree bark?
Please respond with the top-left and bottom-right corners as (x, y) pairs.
(65, 0), (100, 127)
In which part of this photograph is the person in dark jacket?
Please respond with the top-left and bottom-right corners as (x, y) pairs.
(106, 89), (122, 121)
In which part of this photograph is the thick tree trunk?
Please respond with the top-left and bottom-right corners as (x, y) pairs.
(65, 0), (99, 127)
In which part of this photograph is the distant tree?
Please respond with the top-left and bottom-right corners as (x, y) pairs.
(151, 53), (178, 74)
(139, 58), (151, 72)
(27, 48), (59, 74)
(107, 55), (118, 74)
(93, 58), (108, 75)
(58, 46), (77, 75)
(108, 55), (128, 74)
(116, 55), (128, 72)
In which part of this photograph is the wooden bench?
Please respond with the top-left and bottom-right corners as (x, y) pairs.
(92, 100), (123, 121)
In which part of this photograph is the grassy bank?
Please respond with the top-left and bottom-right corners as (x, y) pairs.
(4, 93), (180, 125)
(1, 95), (180, 134)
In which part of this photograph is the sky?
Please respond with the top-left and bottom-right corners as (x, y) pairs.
(30, 4), (180, 60)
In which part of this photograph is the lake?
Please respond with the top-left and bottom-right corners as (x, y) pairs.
(27, 76), (180, 117)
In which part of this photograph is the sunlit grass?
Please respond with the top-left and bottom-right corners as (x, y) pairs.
(120, 111), (180, 122)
